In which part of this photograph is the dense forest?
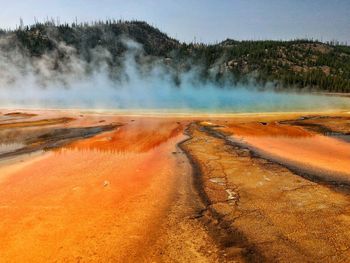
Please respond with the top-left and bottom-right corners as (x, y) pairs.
(0, 20), (349, 92)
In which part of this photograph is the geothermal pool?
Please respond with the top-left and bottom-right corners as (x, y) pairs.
(0, 109), (350, 262)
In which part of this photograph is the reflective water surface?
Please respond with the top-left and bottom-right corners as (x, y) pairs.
(219, 119), (350, 177)
(1, 110), (350, 262)
(0, 115), (187, 262)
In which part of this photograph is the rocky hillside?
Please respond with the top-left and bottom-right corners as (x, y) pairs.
(0, 20), (349, 92)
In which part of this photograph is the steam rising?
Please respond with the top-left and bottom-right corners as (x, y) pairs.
(0, 36), (349, 112)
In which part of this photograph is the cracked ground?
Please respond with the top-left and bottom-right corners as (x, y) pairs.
(181, 121), (350, 262)
(1, 110), (350, 262)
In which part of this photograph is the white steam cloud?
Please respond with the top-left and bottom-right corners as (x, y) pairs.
(0, 36), (349, 112)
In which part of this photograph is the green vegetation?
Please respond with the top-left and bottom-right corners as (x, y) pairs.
(1, 20), (350, 92)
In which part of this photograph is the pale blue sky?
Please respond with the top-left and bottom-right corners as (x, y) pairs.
(0, 0), (349, 44)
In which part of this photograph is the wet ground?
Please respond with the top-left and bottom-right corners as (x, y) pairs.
(0, 110), (220, 262)
(0, 110), (350, 262)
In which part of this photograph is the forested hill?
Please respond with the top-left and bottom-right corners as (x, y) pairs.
(0, 20), (350, 92)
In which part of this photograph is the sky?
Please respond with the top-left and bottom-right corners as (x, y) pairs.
(0, 0), (349, 44)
